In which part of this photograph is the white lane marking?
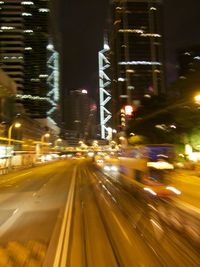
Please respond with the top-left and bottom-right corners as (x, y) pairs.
(112, 213), (132, 246)
(15, 171), (32, 178)
(150, 219), (163, 232)
(13, 208), (19, 215)
(53, 166), (76, 267)
(0, 208), (21, 237)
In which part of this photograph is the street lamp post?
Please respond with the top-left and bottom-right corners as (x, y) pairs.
(8, 122), (21, 145)
(39, 133), (50, 157)
(41, 133), (50, 143)
(54, 138), (62, 149)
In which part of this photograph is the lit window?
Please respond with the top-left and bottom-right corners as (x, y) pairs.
(24, 30), (33, 33)
(39, 74), (48, 78)
(118, 61), (162, 66)
(141, 33), (161, 38)
(119, 29), (143, 34)
(118, 78), (125, 81)
(39, 8), (50, 12)
(21, 1), (34, 5)
(22, 13), (32, 16)
(47, 44), (54, 50)
(1, 26), (15, 30)
(31, 78), (40, 82)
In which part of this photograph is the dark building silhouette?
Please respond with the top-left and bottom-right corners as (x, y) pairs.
(177, 46), (200, 78)
(65, 89), (97, 140)
(108, 0), (165, 128)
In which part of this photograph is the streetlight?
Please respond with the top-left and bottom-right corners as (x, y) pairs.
(41, 133), (50, 143)
(194, 94), (200, 104)
(55, 138), (62, 147)
(8, 122), (21, 145)
(39, 133), (50, 158)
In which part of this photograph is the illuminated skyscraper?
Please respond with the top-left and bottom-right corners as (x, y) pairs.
(109, 0), (165, 128)
(0, 0), (60, 123)
(0, 0), (24, 92)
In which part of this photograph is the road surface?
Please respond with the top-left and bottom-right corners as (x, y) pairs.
(0, 159), (199, 266)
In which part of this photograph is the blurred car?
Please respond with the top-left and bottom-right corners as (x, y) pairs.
(103, 164), (118, 172)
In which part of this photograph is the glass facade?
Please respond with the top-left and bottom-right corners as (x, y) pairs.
(0, 0), (24, 91)
(0, 0), (55, 119)
(110, 0), (165, 114)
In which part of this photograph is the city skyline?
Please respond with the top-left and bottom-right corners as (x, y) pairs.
(57, 0), (200, 95)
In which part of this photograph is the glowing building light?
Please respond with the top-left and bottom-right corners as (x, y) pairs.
(25, 47), (32, 50)
(126, 69), (134, 73)
(118, 61), (162, 66)
(104, 44), (110, 50)
(39, 74), (48, 78)
(1, 26), (14, 30)
(24, 30), (33, 33)
(47, 44), (54, 50)
(21, 1), (34, 5)
(39, 8), (50, 12)
(141, 33), (161, 37)
(16, 94), (55, 105)
(81, 89), (87, 94)
(22, 13), (32, 16)
(119, 29), (143, 34)
(124, 105), (133, 116)
(30, 78), (40, 82)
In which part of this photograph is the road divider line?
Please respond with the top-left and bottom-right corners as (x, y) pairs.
(0, 171), (33, 185)
(112, 213), (132, 246)
(53, 166), (76, 267)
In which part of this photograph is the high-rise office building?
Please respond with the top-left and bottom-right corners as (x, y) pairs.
(108, 0), (165, 128)
(0, 0), (60, 124)
(19, 0), (51, 118)
(0, 0), (24, 92)
(67, 89), (91, 139)
(177, 46), (200, 78)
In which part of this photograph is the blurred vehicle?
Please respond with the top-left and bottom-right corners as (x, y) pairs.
(103, 163), (118, 172)
(111, 145), (181, 199)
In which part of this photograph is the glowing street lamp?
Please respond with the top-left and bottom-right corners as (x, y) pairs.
(194, 94), (200, 104)
(8, 122), (21, 145)
(41, 133), (50, 143)
(55, 138), (62, 146)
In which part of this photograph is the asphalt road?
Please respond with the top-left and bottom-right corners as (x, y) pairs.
(0, 159), (199, 266)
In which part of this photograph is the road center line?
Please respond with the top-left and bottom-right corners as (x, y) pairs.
(112, 213), (132, 246)
(53, 166), (76, 267)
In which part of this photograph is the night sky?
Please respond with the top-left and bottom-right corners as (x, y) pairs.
(55, 0), (200, 98)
